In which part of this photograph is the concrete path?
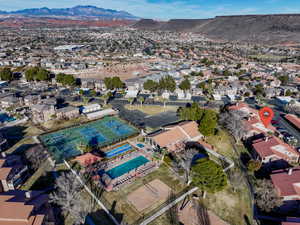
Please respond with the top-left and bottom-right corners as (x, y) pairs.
(139, 187), (199, 225)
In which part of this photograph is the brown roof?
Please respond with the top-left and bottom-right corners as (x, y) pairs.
(252, 136), (299, 161)
(73, 153), (102, 166)
(0, 167), (12, 180)
(271, 166), (300, 198)
(0, 191), (47, 225)
(285, 114), (300, 130)
(0, 202), (34, 221)
(150, 121), (201, 150)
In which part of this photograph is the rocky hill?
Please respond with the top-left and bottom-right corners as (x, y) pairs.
(0, 5), (139, 20)
(134, 14), (300, 44)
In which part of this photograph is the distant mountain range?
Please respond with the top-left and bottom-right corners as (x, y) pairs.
(133, 14), (300, 44)
(0, 5), (139, 20)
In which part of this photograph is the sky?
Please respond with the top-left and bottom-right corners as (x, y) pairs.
(0, 0), (299, 20)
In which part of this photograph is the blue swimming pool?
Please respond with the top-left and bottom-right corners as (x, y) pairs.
(0, 113), (15, 123)
(106, 156), (149, 179)
(105, 144), (132, 158)
(136, 143), (145, 148)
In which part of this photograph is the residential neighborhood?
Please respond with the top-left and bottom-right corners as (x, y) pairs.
(0, 3), (300, 225)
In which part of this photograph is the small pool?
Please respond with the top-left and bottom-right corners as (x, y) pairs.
(106, 156), (149, 179)
(0, 113), (15, 123)
(105, 144), (132, 158)
(136, 143), (145, 148)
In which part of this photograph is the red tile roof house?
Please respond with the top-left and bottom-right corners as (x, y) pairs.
(251, 136), (300, 164)
(0, 154), (29, 192)
(228, 102), (276, 138)
(146, 121), (203, 152)
(0, 190), (50, 225)
(271, 167), (300, 201)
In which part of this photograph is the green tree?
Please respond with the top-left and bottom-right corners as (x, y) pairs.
(278, 75), (289, 85)
(138, 96), (144, 107)
(56, 73), (76, 86)
(198, 82), (206, 89)
(25, 67), (39, 81)
(104, 77), (124, 90)
(285, 89), (292, 96)
(179, 78), (191, 92)
(158, 75), (176, 93)
(247, 160), (262, 173)
(192, 158), (227, 193)
(35, 68), (50, 81)
(236, 63), (242, 69)
(90, 90), (97, 97)
(143, 80), (158, 92)
(198, 109), (218, 136)
(178, 103), (204, 121)
(0, 67), (13, 81)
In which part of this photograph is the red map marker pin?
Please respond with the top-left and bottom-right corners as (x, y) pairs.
(259, 107), (274, 128)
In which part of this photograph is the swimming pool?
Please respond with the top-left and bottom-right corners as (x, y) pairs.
(0, 113), (15, 123)
(136, 143), (145, 148)
(106, 156), (149, 179)
(105, 144), (132, 158)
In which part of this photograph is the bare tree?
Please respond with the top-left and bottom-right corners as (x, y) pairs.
(50, 172), (89, 223)
(255, 179), (283, 212)
(25, 144), (47, 170)
(179, 148), (198, 185)
(219, 110), (247, 143)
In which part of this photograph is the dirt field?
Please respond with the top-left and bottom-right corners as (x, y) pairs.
(52, 61), (151, 81)
(127, 179), (172, 212)
(124, 104), (178, 116)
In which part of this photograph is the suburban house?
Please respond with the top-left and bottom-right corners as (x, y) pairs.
(228, 102), (276, 137)
(56, 106), (79, 120)
(0, 190), (50, 225)
(24, 95), (41, 107)
(31, 104), (56, 123)
(251, 136), (300, 164)
(0, 96), (20, 108)
(0, 154), (29, 192)
(146, 121), (203, 152)
(271, 167), (300, 201)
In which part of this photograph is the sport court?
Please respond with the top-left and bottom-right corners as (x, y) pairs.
(127, 179), (172, 212)
(40, 116), (138, 163)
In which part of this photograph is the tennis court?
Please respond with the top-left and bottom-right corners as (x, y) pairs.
(40, 116), (139, 163)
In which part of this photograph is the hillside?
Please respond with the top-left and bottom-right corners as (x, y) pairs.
(134, 14), (300, 44)
(0, 5), (139, 20)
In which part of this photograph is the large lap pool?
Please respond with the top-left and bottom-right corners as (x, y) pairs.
(105, 144), (133, 158)
(0, 113), (15, 123)
(106, 156), (149, 179)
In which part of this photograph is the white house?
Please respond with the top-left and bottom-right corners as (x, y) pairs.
(82, 104), (101, 114)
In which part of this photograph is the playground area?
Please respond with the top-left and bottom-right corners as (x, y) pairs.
(40, 116), (139, 163)
(127, 179), (171, 212)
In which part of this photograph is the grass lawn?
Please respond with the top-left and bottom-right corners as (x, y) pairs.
(41, 116), (88, 131)
(206, 129), (237, 159)
(89, 164), (185, 225)
(124, 104), (178, 115)
(203, 129), (253, 225)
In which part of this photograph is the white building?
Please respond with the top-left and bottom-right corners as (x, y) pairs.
(82, 104), (101, 114)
